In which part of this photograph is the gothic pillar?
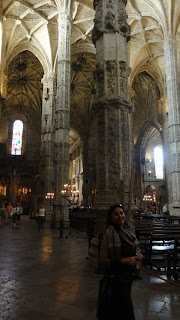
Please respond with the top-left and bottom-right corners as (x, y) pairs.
(164, 37), (180, 215)
(0, 5), (3, 95)
(89, 0), (131, 268)
(40, 73), (56, 220)
(82, 137), (91, 206)
(92, 0), (131, 210)
(0, 8), (5, 120)
(54, 10), (72, 227)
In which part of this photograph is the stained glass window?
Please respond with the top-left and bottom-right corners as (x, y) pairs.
(11, 120), (23, 155)
(154, 146), (163, 179)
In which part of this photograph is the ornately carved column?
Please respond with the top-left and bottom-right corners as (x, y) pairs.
(0, 5), (3, 93)
(92, 0), (131, 210)
(82, 136), (91, 206)
(89, 0), (131, 269)
(0, 8), (5, 120)
(54, 11), (72, 226)
(164, 37), (180, 215)
(40, 73), (56, 220)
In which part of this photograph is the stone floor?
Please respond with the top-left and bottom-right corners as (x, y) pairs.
(0, 218), (180, 320)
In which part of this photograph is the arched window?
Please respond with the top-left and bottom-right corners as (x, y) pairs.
(154, 145), (163, 179)
(11, 120), (23, 155)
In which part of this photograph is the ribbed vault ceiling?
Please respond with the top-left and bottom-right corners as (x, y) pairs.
(1, 0), (180, 143)
(2, 0), (180, 75)
(6, 51), (43, 116)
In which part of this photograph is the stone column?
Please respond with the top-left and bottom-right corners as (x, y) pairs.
(54, 10), (72, 228)
(82, 137), (91, 206)
(164, 37), (180, 215)
(0, 5), (3, 94)
(40, 73), (56, 221)
(89, 0), (131, 268)
(92, 0), (131, 210)
(0, 8), (5, 120)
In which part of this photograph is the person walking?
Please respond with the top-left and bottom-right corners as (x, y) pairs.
(12, 204), (17, 226)
(6, 202), (13, 223)
(99, 203), (143, 320)
(16, 203), (23, 222)
(38, 204), (45, 232)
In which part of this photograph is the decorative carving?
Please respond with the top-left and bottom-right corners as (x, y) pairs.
(106, 60), (116, 95)
(119, 61), (127, 78)
(106, 0), (114, 9)
(173, 174), (179, 202)
(119, 78), (126, 97)
(105, 11), (116, 30)
(92, 0), (103, 44)
(96, 63), (104, 96)
(117, 0), (130, 40)
(107, 106), (118, 120)
(93, 0), (130, 43)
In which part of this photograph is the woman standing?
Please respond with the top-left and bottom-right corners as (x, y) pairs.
(99, 204), (143, 320)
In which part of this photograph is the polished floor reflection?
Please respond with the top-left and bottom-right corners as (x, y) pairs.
(0, 218), (180, 320)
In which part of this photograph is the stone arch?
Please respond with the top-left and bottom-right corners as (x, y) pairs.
(17, 176), (34, 213)
(157, 185), (168, 207)
(134, 117), (165, 208)
(130, 64), (164, 98)
(5, 51), (44, 118)
(145, 184), (156, 201)
(5, 44), (50, 77)
(138, 122), (163, 167)
(69, 128), (83, 206)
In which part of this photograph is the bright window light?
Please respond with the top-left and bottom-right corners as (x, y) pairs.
(154, 146), (163, 179)
(11, 120), (23, 155)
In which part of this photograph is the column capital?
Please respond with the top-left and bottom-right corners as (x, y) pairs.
(41, 72), (56, 85)
(92, 0), (130, 44)
(163, 36), (177, 51)
(58, 11), (72, 25)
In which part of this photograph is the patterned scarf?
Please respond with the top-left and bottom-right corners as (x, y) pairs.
(106, 223), (137, 263)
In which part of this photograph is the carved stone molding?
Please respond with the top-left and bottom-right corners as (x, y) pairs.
(92, 0), (103, 44)
(117, 0), (130, 40)
(95, 63), (104, 97)
(106, 60), (116, 96)
(93, 0), (130, 44)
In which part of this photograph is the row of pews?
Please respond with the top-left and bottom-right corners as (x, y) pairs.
(134, 217), (180, 280)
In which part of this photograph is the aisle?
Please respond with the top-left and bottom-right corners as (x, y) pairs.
(0, 219), (179, 320)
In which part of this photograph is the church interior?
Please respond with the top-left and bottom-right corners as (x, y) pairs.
(1, 0), (179, 218)
(1, 1), (180, 319)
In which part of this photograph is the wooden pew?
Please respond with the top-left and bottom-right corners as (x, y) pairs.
(172, 239), (180, 280)
(135, 223), (180, 271)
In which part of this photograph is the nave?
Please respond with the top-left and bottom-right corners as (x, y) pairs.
(0, 218), (179, 320)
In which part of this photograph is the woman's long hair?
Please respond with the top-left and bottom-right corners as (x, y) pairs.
(106, 203), (124, 229)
